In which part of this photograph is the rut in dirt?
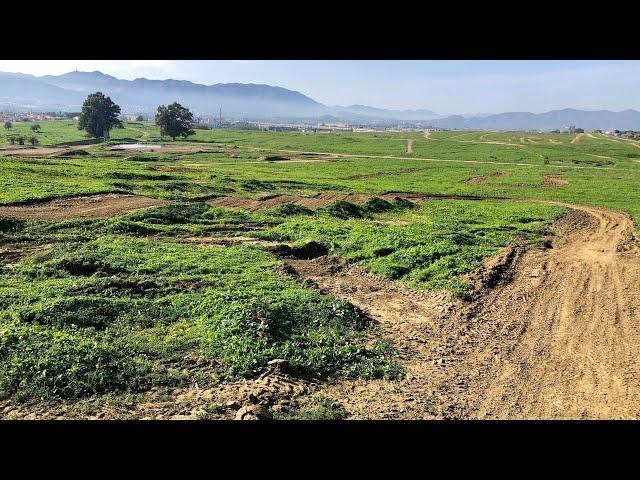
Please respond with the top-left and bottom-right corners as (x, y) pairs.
(280, 203), (640, 419)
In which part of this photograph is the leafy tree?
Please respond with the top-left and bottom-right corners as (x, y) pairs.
(30, 123), (41, 132)
(155, 102), (195, 141)
(136, 115), (144, 122)
(8, 136), (15, 145)
(4, 121), (11, 130)
(78, 92), (122, 139)
(28, 136), (39, 146)
(15, 135), (26, 145)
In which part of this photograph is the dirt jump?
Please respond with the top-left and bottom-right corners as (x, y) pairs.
(0, 194), (165, 220)
(207, 192), (504, 212)
(280, 202), (640, 419)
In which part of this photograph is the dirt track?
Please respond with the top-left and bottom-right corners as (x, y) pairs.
(0, 194), (165, 220)
(571, 133), (586, 144)
(284, 202), (640, 419)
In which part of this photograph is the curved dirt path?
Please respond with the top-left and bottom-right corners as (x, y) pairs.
(571, 133), (586, 144)
(466, 204), (640, 419)
(284, 202), (640, 419)
(0, 194), (165, 220)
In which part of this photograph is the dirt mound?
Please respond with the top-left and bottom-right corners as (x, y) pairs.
(406, 140), (413, 154)
(207, 191), (506, 212)
(0, 194), (165, 220)
(463, 172), (506, 185)
(542, 175), (569, 187)
(0, 146), (70, 157)
(268, 241), (330, 260)
(208, 193), (370, 211)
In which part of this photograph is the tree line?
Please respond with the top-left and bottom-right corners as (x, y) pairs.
(77, 91), (195, 141)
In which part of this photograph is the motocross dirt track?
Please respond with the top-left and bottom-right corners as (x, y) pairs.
(0, 194), (165, 220)
(284, 202), (640, 419)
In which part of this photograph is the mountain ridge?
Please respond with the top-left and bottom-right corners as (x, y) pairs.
(0, 70), (639, 130)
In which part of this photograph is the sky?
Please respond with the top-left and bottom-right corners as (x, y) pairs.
(0, 60), (639, 115)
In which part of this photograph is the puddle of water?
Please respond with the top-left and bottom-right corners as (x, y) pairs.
(115, 144), (162, 150)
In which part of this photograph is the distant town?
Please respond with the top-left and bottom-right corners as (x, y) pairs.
(1, 110), (639, 139)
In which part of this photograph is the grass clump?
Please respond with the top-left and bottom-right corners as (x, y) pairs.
(274, 395), (347, 420)
(0, 322), (160, 401)
(0, 237), (399, 402)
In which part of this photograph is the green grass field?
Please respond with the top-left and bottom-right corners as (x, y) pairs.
(1, 120), (637, 416)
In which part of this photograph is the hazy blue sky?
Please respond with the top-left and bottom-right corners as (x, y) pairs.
(1, 60), (639, 114)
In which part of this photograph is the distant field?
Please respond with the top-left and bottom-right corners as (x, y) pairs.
(1, 122), (638, 419)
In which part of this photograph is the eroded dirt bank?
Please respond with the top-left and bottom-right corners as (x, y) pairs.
(282, 203), (640, 419)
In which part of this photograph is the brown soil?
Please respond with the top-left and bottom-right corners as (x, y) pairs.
(207, 192), (505, 211)
(542, 174), (569, 187)
(549, 139), (562, 144)
(464, 171), (505, 185)
(208, 193), (370, 211)
(280, 203), (640, 419)
(0, 146), (73, 157)
(0, 194), (166, 220)
(423, 131), (431, 139)
(406, 139), (413, 154)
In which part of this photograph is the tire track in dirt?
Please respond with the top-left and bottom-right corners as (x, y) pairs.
(0, 194), (166, 220)
(281, 201), (640, 419)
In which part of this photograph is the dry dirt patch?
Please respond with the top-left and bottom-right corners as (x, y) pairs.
(0, 146), (73, 157)
(208, 193), (370, 211)
(406, 140), (413, 154)
(542, 175), (569, 187)
(463, 171), (505, 185)
(0, 194), (166, 220)
(207, 192), (503, 212)
(570, 133), (586, 144)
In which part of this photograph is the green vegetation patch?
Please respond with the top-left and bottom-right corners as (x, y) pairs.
(0, 236), (399, 402)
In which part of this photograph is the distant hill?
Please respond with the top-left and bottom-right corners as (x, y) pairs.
(0, 70), (442, 122)
(1, 71), (639, 130)
(429, 108), (640, 131)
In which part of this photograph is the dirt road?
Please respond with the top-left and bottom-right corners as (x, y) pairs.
(0, 194), (165, 220)
(571, 133), (586, 144)
(284, 202), (640, 419)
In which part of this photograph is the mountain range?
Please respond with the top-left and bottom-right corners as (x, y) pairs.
(1, 70), (639, 131)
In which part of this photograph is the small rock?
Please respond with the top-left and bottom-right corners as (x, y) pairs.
(267, 358), (288, 371)
(235, 405), (272, 421)
(225, 400), (240, 410)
